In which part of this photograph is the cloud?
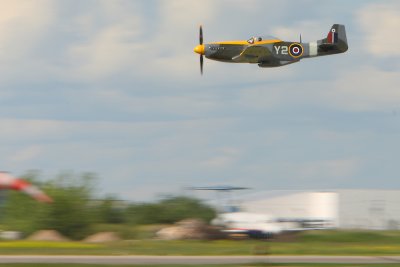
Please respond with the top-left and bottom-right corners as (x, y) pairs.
(129, 0), (220, 80)
(272, 20), (330, 42)
(65, 2), (144, 80)
(58, 0), (221, 82)
(9, 145), (43, 164)
(231, 63), (400, 113)
(357, 2), (400, 56)
(0, 0), (55, 54)
(0, 117), (241, 192)
(91, 89), (222, 117)
(295, 158), (362, 180)
(0, 0), (55, 83)
(239, 157), (362, 190)
(201, 147), (241, 168)
(321, 66), (400, 111)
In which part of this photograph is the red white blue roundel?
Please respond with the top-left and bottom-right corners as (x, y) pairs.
(289, 43), (304, 58)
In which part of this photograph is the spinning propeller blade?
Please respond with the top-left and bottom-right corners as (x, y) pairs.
(200, 26), (204, 75)
(200, 53), (203, 75)
(200, 25), (203, 45)
(197, 25), (204, 75)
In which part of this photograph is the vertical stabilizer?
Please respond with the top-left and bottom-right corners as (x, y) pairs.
(318, 24), (348, 55)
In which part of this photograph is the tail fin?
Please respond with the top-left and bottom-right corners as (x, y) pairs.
(327, 24), (347, 45)
(319, 24), (348, 54)
(327, 26), (338, 44)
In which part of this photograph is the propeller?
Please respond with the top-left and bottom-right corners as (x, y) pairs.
(194, 25), (205, 75)
(199, 25), (203, 45)
(199, 25), (204, 75)
(200, 52), (203, 75)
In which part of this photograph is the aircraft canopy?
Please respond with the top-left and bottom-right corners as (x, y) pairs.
(247, 35), (280, 44)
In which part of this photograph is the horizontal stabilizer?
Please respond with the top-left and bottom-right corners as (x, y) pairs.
(319, 43), (337, 51)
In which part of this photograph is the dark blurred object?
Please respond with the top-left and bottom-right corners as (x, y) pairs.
(223, 229), (273, 240)
(125, 196), (216, 225)
(156, 219), (225, 240)
(96, 196), (126, 224)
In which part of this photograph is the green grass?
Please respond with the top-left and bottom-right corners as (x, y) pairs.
(1, 230), (400, 256)
(1, 264), (400, 267)
(0, 239), (400, 256)
(0, 241), (100, 249)
(299, 230), (400, 243)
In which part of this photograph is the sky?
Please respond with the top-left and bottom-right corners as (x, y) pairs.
(0, 0), (400, 201)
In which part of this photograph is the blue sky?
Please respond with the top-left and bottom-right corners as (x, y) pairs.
(0, 0), (400, 200)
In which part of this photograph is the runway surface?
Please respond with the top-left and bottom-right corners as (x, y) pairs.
(0, 255), (400, 265)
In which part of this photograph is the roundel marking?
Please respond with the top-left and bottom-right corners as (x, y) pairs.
(289, 43), (304, 58)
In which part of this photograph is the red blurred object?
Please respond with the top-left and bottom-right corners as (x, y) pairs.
(0, 172), (52, 203)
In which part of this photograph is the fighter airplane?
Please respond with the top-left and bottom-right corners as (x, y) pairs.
(194, 24), (348, 74)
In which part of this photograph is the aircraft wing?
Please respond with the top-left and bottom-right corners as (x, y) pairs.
(232, 45), (271, 63)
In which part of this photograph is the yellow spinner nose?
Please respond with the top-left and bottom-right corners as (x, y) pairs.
(194, 44), (205, 55)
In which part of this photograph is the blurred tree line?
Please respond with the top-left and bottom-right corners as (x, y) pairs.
(0, 171), (216, 240)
